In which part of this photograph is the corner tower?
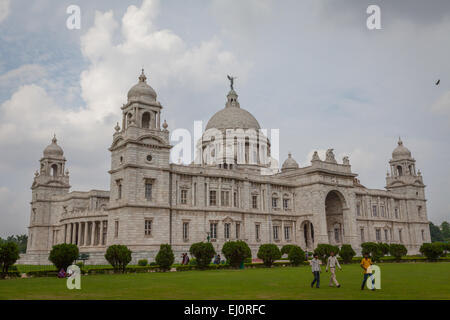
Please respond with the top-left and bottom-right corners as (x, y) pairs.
(107, 70), (172, 250)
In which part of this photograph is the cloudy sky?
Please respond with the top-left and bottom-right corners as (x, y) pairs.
(0, 0), (449, 237)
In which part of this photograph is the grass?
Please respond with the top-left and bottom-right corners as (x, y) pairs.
(1, 262), (449, 300)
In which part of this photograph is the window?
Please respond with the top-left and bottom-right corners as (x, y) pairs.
(421, 230), (425, 241)
(233, 191), (238, 207)
(145, 182), (152, 200)
(142, 112), (150, 128)
(209, 190), (217, 206)
(360, 228), (365, 242)
(273, 225), (280, 240)
(236, 223), (240, 239)
(272, 197), (278, 209)
(418, 206), (422, 218)
(116, 180), (122, 199)
(375, 229), (381, 242)
(397, 165), (403, 176)
(145, 219), (152, 236)
(381, 206), (385, 217)
(224, 223), (231, 239)
(221, 190), (230, 207)
(384, 229), (389, 242)
(210, 223), (217, 239)
(183, 222), (189, 240)
(372, 205), (377, 217)
(283, 199), (289, 210)
(284, 226), (291, 240)
(333, 228), (339, 242)
(252, 195), (258, 209)
(102, 221), (107, 245)
(395, 208), (399, 219)
(114, 220), (119, 238)
(255, 224), (261, 241)
(180, 189), (187, 204)
(399, 229), (403, 243)
(51, 164), (58, 177)
(356, 203), (361, 216)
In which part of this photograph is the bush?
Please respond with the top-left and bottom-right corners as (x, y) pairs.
(389, 244), (407, 260)
(189, 242), (215, 269)
(420, 243), (444, 260)
(287, 246), (305, 266)
(257, 244), (281, 267)
(221, 241), (252, 268)
(280, 244), (297, 256)
(188, 258), (197, 266)
(138, 259), (148, 266)
(314, 244), (340, 263)
(378, 243), (390, 256)
(105, 245), (132, 273)
(149, 262), (157, 266)
(339, 244), (356, 264)
(0, 242), (20, 276)
(155, 244), (175, 271)
(361, 242), (382, 262)
(48, 243), (79, 271)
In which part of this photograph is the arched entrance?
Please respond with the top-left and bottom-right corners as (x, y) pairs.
(325, 190), (346, 246)
(301, 220), (314, 251)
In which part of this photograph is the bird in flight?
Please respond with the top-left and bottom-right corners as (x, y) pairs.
(436, 79), (440, 85)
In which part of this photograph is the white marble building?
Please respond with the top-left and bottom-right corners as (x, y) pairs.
(21, 71), (430, 264)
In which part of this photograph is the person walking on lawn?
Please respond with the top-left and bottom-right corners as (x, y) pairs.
(360, 252), (375, 291)
(326, 251), (342, 288)
(310, 253), (322, 288)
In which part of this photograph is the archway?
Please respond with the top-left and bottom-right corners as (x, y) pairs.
(325, 190), (346, 246)
(301, 220), (314, 251)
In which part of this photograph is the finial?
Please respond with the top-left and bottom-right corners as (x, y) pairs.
(162, 119), (168, 130)
(227, 75), (236, 91)
(65, 168), (69, 176)
(288, 152), (292, 158)
(114, 122), (120, 132)
(139, 68), (147, 82)
(52, 134), (57, 144)
(398, 136), (403, 146)
(34, 170), (39, 177)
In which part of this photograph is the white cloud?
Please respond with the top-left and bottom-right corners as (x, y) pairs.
(0, 0), (10, 23)
(431, 90), (450, 121)
(0, 64), (47, 89)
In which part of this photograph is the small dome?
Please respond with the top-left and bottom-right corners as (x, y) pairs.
(392, 138), (412, 160)
(281, 152), (299, 171)
(127, 69), (157, 103)
(205, 90), (260, 131)
(43, 135), (64, 158)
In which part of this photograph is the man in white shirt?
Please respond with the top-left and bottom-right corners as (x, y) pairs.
(326, 251), (342, 288)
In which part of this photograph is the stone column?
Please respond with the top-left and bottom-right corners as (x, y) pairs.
(78, 222), (82, 246)
(91, 221), (96, 246)
(70, 223), (74, 244)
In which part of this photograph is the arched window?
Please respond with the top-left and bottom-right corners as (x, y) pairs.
(142, 112), (151, 129)
(397, 165), (403, 176)
(51, 164), (58, 177)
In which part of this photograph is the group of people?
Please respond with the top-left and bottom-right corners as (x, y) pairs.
(181, 252), (190, 265)
(310, 252), (376, 290)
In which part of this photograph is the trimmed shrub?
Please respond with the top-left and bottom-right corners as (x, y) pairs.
(389, 244), (407, 260)
(361, 242), (382, 262)
(257, 244), (281, 267)
(221, 241), (252, 268)
(0, 242), (20, 276)
(339, 244), (356, 264)
(378, 243), (390, 257)
(105, 245), (132, 273)
(48, 243), (79, 271)
(280, 244), (297, 256)
(314, 244), (340, 264)
(188, 258), (197, 266)
(155, 244), (175, 271)
(287, 246), (305, 266)
(420, 243), (444, 260)
(138, 259), (148, 266)
(189, 242), (215, 269)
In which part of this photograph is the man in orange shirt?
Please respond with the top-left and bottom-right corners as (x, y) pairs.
(360, 253), (375, 290)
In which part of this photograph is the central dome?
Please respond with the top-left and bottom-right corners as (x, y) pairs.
(205, 89), (260, 131)
(127, 69), (157, 103)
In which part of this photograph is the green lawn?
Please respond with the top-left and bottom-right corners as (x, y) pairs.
(1, 262), (449, 300)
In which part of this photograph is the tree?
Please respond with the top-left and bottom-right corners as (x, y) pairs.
(0, 242), (20, 276)
(441, 221), (450, 241)
(155, 244), (175, 271)
(339, 244), (356, 264)
(280, 244), (297, 256)
(389, 244), (407, 260)
(287, 246), (305, 266)
(378, 243), (390, 257)
(221, 241), (252, 268)
(257, 244), (281, 267)
(361, 242), (382, 262)
(48, 243), (79, 271)
(105, 245), (132, 273)
(189, 242), (215, 269)
(420, 243), (444, 260)
(0, 234), (28, 253)
(314, 244), (340, 264)
(429, 222), (444, 242)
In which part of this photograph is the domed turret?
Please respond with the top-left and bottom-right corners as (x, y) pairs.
(392, 137), (412, 160)
(127, 69), (157, 103)
(281, 152), (299, 171)
(43, 135), (64, 158)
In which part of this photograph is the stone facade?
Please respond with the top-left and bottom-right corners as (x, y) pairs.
(20, 71), (431, 265)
